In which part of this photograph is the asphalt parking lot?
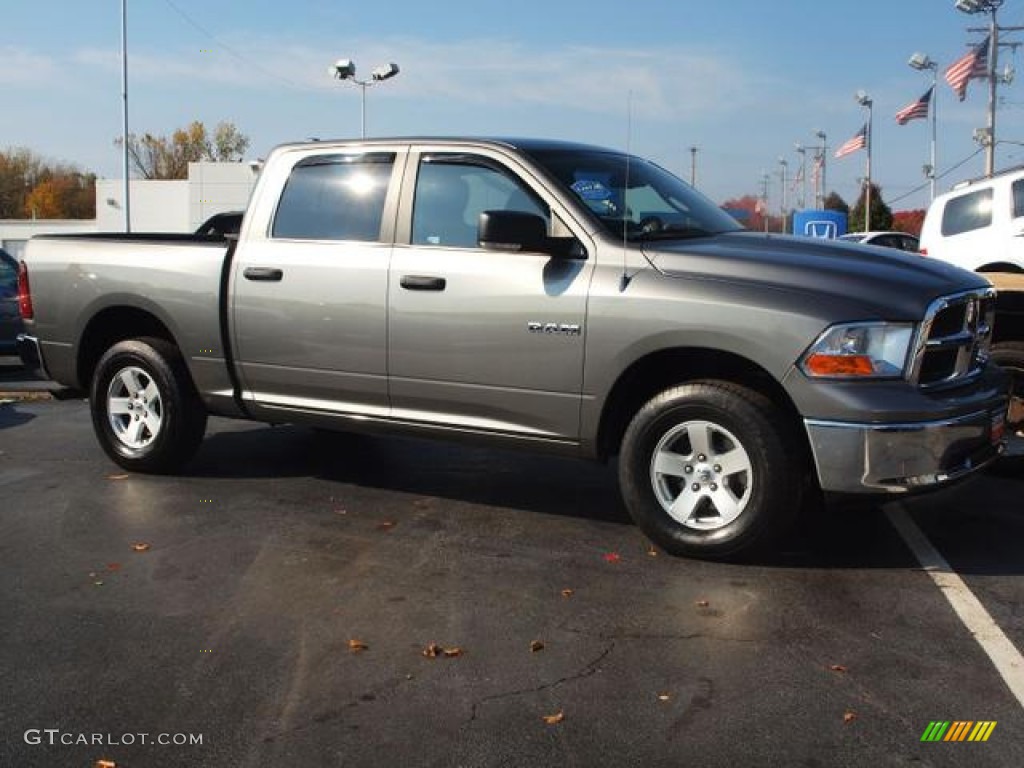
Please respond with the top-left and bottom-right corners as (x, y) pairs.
(1, 393), (1023, 768)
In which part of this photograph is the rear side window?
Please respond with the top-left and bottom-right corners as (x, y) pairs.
(272, 152), (395, 241)
(1012, 179), (1024, 219)
(941, 188), (993, 236)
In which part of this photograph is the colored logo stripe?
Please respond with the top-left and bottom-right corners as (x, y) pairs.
(969, 722), (997, 742)
(921, 720), (996, 742)
(921, 721), (949, 742)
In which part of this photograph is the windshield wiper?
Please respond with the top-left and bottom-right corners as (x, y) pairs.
(628, 227), (717, 242)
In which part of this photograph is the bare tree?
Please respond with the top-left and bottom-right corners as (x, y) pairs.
(116, 121), (251, 180)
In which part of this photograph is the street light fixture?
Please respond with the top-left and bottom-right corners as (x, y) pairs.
(330, 58), (401, 138)
(908, 51), (939, 201)
(855, 89), (873, 233)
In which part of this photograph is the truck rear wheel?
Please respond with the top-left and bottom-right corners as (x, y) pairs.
(90, 338), (207, 473)
(618, 381), (802, 560)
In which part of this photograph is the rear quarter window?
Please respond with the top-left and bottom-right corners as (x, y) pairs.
(941, 188), (993, 236)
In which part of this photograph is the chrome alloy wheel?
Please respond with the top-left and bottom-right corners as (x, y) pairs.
(649, 420), (753, 530)
(106, 366), (164, 450)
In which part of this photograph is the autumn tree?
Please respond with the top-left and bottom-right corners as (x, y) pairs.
(0, 148), (95, 219)
(892, 209), (925, 236)
(116, 121), (250, 180)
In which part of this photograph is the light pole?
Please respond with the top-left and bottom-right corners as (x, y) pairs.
(814, 131), (827, 209)
(856, 90), (873, 233)
(121, 0), (130, 232)
(954, 0), (1024, 177)
(778, 157), (788, 232)
(331, 59), (400, 138)
(689, 145), (698, 187)
(909, 52), (939, 201)
(794, 143), (807, 209)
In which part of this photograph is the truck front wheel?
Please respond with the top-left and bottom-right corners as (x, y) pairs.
(991, 341), (1024, 461)
(618, 381), (802, 560)
(90, 338), (207, 473)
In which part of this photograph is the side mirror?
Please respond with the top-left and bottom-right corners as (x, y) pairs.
(478, 210), (549, 253)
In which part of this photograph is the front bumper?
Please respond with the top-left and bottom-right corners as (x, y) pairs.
(805, 405), (1007, 494)
(16, 333), (50, 380)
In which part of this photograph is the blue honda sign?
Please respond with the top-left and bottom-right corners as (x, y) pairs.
(792, 210), (847, 239)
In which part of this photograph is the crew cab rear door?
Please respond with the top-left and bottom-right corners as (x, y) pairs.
(230, 147), (405, 418)
(387, 147), (592, 442)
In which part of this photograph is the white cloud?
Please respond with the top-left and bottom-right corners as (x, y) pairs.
(0, 47), (59, 85)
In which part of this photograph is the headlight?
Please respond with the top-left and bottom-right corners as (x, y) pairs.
(800, 322), (914, 379)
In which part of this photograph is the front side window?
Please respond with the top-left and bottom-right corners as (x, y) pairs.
(412, 155), (549, 248)
(941, 188), (993, 236)
(272, 152), (395, 241)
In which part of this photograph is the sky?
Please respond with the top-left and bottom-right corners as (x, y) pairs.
(5, 0), (1024, 212)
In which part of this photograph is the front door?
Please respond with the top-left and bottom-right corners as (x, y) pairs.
(387, 150), (592, 442)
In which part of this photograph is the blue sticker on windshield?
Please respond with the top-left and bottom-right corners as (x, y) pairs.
(571, 179), (613, 202)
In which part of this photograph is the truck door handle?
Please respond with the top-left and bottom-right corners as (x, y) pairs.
(400, 275), (446, 291)
(243, 267), (283, 282)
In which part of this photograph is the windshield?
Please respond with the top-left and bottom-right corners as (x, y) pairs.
(525, 148), (744, 241)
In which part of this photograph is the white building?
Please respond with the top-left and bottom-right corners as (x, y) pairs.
(0, 161), (259, 259)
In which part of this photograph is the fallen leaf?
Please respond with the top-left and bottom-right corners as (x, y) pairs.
(542, 710), (565, 725)
(696, 600), (710, 608)
(107, 474), (129, 481)
(348, 639), (369, 653)
(560, 589), (575, 598)
(131, 542), (151, 553)
(422, 643), (442, 658)
(376, 521), (396, 531)
(95, 760), (117, 768)
(603, 552), (622, 564)
(530, 640), (545, 653)
(422, 643), (462, 658)
(106, 562), (122, 572)
(829, 664), (848, 674)
(843, 710), (857, 724)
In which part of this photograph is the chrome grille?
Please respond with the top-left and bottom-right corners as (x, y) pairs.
(909, 288), (996, 389)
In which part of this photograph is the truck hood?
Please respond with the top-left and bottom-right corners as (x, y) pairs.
(646, 231), (988, 320)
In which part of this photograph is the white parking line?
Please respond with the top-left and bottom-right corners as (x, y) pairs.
(887, 504), (1024, 709)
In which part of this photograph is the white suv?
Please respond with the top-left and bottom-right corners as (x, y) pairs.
(919, 167), (1024, 272)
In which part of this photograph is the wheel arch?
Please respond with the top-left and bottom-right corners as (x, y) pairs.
(77, 306), (179, 390)
(595, 347), (805, 461)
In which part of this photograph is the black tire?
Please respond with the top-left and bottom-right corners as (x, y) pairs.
(90, 337), (207, 473)
(618, 381), (804, 560)
(991, 341), (1024, 468)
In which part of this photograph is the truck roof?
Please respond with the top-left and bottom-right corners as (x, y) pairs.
(271, 136), (621, 154)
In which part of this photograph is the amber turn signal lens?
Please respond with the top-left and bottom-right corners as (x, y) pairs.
(803, 354), (875, 376)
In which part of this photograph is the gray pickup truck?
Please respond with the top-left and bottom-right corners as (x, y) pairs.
(16, 138), (1009, 559)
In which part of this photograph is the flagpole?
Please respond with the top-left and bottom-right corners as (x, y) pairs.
(931, 75), (938, 200)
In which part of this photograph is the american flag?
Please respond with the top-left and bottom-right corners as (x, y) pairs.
(834, 125), (867, 159)
(945, 36), (989, 102)
(895, 86), (933, 125)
